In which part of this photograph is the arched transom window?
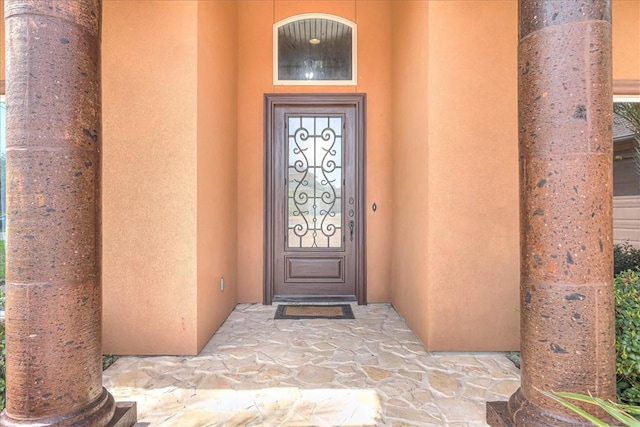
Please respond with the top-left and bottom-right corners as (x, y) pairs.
(274, 14), (357, 85)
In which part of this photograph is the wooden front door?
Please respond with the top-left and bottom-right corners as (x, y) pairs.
(264, 94), (366, 304)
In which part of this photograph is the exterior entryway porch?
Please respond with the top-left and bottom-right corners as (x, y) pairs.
(1, 0), (638, 425)
(104, 304), (520, 426)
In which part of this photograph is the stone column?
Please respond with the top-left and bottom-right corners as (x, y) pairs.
(1, 1), (131, 425)
(488, 0), (616, 425)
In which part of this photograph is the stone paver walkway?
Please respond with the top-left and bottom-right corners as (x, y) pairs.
(103, 303), (521, 426)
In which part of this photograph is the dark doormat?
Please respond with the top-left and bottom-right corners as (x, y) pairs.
(274, 304), (355, 320)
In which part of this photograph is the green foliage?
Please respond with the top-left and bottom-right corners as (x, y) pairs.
(615, 242), (640, 275)
(102, 354), (119, 371)
(614, 102), (640, 139)
(543, 390), (640, 426)
(616, 269), (640, 406)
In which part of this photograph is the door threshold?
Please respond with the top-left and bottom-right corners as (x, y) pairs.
(273, 295), (357, 304)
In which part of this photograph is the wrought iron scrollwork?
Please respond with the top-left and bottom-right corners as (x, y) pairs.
(287, 116), (343, 248)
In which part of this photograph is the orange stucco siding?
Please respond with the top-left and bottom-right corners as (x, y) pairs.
(101, 0), (240, 355)
(354, 1), (394, 302)
(101, 0), (199, 355)
(425, 0), (520, 351)
(0, 0), (638, 355)
(275, 1), (356, 22)
(390, 0), (431, 347)
(236, 0), (272, 303)
(613, 0), (640, 81)
(196, 1), (239, 351)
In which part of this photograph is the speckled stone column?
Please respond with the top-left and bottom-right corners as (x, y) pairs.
(1, 0), (115, 425)
(487, 1), (616, 426)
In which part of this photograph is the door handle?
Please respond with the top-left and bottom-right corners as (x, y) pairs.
(349, 220), (355, 241)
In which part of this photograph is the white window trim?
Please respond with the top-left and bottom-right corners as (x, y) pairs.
(614, 95), (640, 103)
(273, 13), (357, 86)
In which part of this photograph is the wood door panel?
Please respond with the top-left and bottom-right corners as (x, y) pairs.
(286, 256), (344, 281)
(264, 94), (366, 304)
(275, 281), (354, 296)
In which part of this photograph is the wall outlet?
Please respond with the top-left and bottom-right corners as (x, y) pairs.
(220, 277), (224, 291)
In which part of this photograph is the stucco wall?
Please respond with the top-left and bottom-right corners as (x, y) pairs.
(390, 1), (431, 343)
(236, 0), (272, 303)
(392, 0), (523, 352)
(196, 1), (238, 350)
(354, 1), (393, 302)
(613, 0), (640, 81)
(236, 0), (393, 303)
(102, 0), (240, 355)
(102, 1), (199, 355)
(425, 1), (520, 351)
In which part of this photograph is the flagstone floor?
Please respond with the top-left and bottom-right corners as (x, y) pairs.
(103, 303), (521, 426)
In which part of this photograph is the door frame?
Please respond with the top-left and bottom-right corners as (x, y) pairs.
(264, 93), (367, 305)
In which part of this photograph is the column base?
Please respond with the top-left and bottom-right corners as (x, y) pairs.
(487, 388), (594, 427)
(487, 401), (513, 427)
(107, 402), (137, 427)
(0, 388), (136, 427)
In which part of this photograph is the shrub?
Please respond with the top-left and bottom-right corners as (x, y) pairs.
(615, 269), (640, 406)
(614, 242), (640, 275)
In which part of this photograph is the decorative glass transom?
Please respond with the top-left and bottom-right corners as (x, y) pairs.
(274, 14), (357, 85)
(287, 115), (344, 248)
